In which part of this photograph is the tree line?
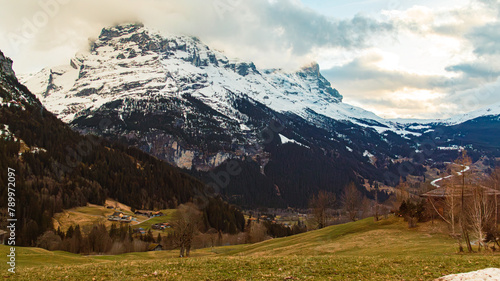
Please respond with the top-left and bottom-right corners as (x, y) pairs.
(0, 101), (244, 246)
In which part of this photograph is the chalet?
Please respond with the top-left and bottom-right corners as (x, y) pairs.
(112, 211), (124, 217)
(152, 211), (164, 217)
(108, 211), (132, 222)
(134, 227), (147, 235)
(120, 215), (132, 222)
(152, 222), (171, 230)
(134, 210), (152, 217)
(147, 243), (163, 251)
(421, 185), (500, 222)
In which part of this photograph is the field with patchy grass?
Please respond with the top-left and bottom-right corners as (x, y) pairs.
(52, 200), (173, 232)
(2, 217), (499, 280)
(53, 204), (117, 232)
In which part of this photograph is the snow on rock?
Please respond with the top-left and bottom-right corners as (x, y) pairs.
(441, 102), (500, 125)
(1, 50), (41, 109)
(435, 268), (500, 281)
(0, 124), (16, 141)
(20, 23), (409, 135)
(279, 134), (309, 148)
(363, 150), (374, 158)
(363, 150), (377, 165)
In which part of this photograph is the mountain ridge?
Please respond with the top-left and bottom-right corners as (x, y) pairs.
(15, 23), (500, 208)
(0, 48), (246, 245)
(19, 24), (500, 128)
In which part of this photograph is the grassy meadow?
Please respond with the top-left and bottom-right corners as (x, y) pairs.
(133, 209), (176, 231)
(52, 200), (176, 234)
(2, 217), (499, 280)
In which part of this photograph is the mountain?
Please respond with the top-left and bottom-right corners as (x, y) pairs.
(19, 23), (500, 208)
(0, 49), (244, 246)
(393, 102), (500, 161)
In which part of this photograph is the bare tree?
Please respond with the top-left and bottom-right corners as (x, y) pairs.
(373, 184), (380, 221)
(36, 231), (62, 251)
(443, 179), (459, 236)
(309, 190), (336, 228)
(172, 203), (202, 257)
(466, 185), (495, 251)
(456, 151), (473, 252)
(393, 178), (409, 212)
(488, 168), (500, 224)
(246, 222), (268, 243)
(206, 228), (218, 249)
(361, 196), (372, 219)
(342, 182), (362, 221)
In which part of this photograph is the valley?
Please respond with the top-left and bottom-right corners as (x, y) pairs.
(1, 217), (499, 280)
(18, 23), (500, 210)
(1, 15), (500, 280)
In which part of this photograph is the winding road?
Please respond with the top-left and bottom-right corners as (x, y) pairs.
(430, 164), (470, 188)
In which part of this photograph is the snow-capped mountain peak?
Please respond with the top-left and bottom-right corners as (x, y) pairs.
(21, 23), (393, 128)
(441, 102), (500, 125)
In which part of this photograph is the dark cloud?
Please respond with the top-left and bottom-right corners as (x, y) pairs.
(466, 22), (500, 56)
(252, 4), (394, 54)
(446, 61), (500, 79)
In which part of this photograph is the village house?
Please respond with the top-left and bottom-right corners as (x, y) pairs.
(152, 222), (171, 230)
(147, 243), (163, 251)
(134, 210), (165, 217)
(421, 184), (500, 222)
(152, 211), (164, 217)
(108, 211), (133, 223)
(133, 227), (147, 235)
(134, 210), (152, 217)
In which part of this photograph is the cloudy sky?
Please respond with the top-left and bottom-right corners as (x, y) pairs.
(0, 0), (499, 119)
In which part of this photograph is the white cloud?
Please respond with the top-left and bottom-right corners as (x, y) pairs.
(322, 0), (500, 118)
(0, 0), (499, 119)
(0, 0), (393, 73)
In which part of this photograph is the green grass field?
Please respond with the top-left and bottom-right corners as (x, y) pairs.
(1, 217), (499, 280)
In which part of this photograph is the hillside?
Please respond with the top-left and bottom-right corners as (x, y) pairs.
(1, 217), (498, 280)
(220, 217), (453, 257)
(52, 199), (149, 232)
(0, 50), (245, 246)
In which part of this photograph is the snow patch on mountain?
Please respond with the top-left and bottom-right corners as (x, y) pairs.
(441, 101), (500, 125)
(19, 23), (411, 136)
(279, 134), (309, 148)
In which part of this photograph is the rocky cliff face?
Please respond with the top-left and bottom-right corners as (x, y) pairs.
(17, 24), (500, 207)
(21, 23), (384, 170)
(0, 50), (40, 109)
(0, 51), (16, 79)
